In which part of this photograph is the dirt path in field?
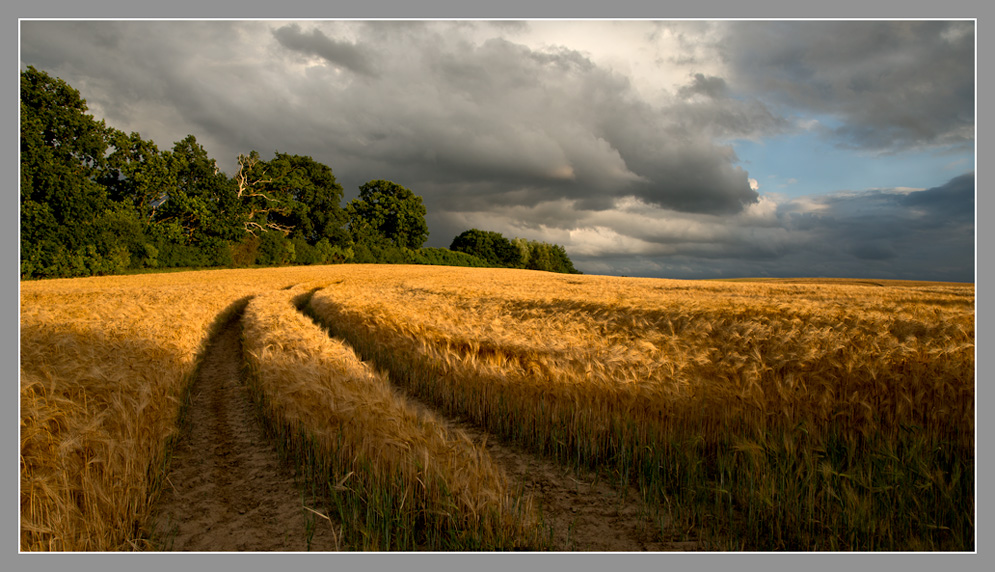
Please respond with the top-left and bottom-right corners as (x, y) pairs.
(148, 312), (341, 552)
(292, 295), (698, 551)
(149, 299), (698, 552)
(444, 417), (699, 552)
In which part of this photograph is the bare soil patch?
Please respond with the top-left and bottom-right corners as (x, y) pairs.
(148, 313), (340, 551)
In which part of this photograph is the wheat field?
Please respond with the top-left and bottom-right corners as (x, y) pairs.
(241, 285), (542, 549)
(20, 264), (975, 551)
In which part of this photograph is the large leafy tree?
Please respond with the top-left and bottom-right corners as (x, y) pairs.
(347, 179), (429, 249)
(101, 129), (175, 226)
(20, 66), (364, 276)
(159, 134), (242, 243)
(450, 229), (521, 268)
(268, 153), (347, 246)
(521, 240), (580, 274)
(233, 151), (347, 246)
(20, 66), (121, 277)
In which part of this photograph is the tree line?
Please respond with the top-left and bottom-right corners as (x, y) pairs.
(449, 229), (579, 274)
(20, 66), (579, 279)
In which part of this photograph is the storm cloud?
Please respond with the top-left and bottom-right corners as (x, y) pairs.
(719, 20), (975, 153)
(18, 20), (975, 281)
(567, 172), (975, 281)
(272, 23), (377, 76)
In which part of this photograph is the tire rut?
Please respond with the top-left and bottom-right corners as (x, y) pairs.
(449, 418), (691, 551)
(294, 295), (699, 551)
(149, 310), (340, 552)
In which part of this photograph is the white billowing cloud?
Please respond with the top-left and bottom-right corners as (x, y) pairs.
(567, 226), (656, 257)
(889, 187), (925, 195)
(740, 194), (779, 222)
(779, 195), (830, 215)
(748, 178), (760, 190)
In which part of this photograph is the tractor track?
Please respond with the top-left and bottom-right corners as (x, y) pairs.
(295, 295), (700, 552)
(149, 310), (340, 551)
(150, 299), (699, 552)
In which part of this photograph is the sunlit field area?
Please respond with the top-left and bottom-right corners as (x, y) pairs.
(20, 265), (975, 551)
(242, 285), (543, 549)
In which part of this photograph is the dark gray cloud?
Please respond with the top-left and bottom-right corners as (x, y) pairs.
(741, 172), (973, 280)
(721, 20), (975, 153)
(312, 28), (773, 218)
(272, 23), (377, 76)
(678, 73), (730, 99)
(20, 20), (766, 217)
(902, 171), (975, 218)
(18, 20), (282, 157)
(493, 171), (974, 282)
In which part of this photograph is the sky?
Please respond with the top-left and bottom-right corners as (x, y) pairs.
(18, 19), (976, 282)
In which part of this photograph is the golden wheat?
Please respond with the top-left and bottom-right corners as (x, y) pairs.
(21, 264), (974, 550)
(19, 267), (359, 550)
(309, 267), (973, 436)
(305, 265), (974, 549)
(240, 284), (540, 549)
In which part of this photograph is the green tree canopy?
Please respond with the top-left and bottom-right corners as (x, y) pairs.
(449, 229), (521, 268)
(20, 67), (489, 276)
(269, 152), (348, 246)
(234, 151), (348, 246)
(161, 134), (242, 243)
(451, 229), (580, 274)
(523, 240), (580, 274)
(101, 130), (175, 227)
(20, 66), (120, 277)
(347, 179), (429, 249)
